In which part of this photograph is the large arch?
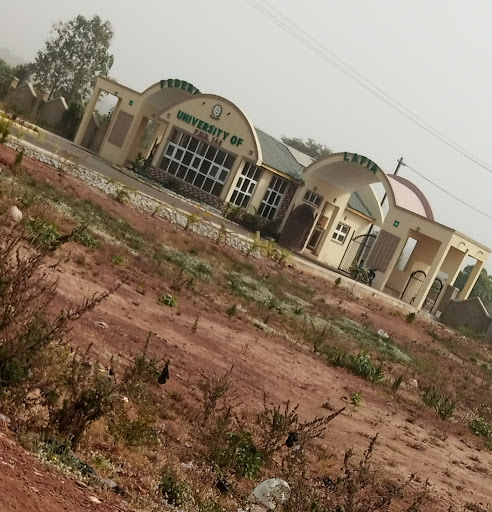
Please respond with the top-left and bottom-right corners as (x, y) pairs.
(301, 152), (433, 220)
(156, 93), (263, 164)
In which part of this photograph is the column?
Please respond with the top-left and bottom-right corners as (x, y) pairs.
(458, 260), (484, 300)
(74, 87), (101, 146)
(412, 243), (449, 310)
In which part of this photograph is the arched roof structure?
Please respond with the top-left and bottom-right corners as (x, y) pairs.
(302, 152), (434, 221)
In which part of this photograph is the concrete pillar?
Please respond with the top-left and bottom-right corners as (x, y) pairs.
(447, 252), (469, 289)
(74, 87), (101, 146)
(412, 243), (449, 310)
(458, 260), (485, 300)
(33, 90), (49, 114)
(371, 234), (409, 292)
(223, 158), (246, 203)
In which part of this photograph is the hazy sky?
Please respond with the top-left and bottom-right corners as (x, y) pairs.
(2, 1), (492, 268)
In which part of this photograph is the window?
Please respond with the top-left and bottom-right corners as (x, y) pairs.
(332, 223), (351, 244)
(230, 163), (262, 208)
(160, 129), (235, 197)
(303, 190), (323, 207)
(258, 176), (289, 220)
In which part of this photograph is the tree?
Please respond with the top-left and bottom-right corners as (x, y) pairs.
(12, 63), (35, 84)
(32, 15), (114, 104)
(281, 136), (332, 161)
(0, 59), (13, 97)
(454, 265), (492, 306)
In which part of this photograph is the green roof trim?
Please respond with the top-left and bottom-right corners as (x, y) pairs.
(255, 128), (304, 180)
(255, 128), (375, 220)
(347, 191), (375, 220)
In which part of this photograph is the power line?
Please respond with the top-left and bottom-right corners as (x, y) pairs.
(404, 163), (492, 221)
(244, 0), (492, 176)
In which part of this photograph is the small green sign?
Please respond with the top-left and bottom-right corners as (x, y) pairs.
(129, 100), (134, 106)
(393, 220), (400, 227)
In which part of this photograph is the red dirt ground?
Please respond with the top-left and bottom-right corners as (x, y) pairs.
(1, 144), (492, 511)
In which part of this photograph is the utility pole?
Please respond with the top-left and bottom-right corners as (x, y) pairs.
(380, 156), (405, 207)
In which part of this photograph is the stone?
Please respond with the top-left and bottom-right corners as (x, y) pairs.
(88, 496), (101, 504)
(94, 321), (109, 330)
(8, 205), (22, 223)
(0, 413), (11, 428)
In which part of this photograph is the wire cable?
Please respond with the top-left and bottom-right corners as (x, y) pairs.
(404, 164), (492, 221)
(244, 0), (492, 175)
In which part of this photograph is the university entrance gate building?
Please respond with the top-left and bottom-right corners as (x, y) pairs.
(74, 77), (490, 313)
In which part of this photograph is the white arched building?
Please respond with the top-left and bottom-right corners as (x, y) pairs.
(75, 77), (490, 312)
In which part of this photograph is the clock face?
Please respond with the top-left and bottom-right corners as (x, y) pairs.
(211, 104), (222, 119)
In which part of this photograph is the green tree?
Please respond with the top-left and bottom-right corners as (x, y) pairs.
(32, 15), (114, 104)
(12, 63), (34, 84)
(281, 136), (332, 161)
(0, 59), (13, 97)
(454, 265), (492, 306)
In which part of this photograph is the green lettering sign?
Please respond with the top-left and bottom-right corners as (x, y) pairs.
(160, 79), (201, 95)
(343, 152), (379, 175)
(176, 111), (242, 148)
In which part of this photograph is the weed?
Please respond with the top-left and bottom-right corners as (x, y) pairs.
(192, 316), (199, 334)
(469, 416), (492, 437)
(108, 409), (158, 447)
(392, 373), (405, 392)
(114, 187), (131, 204)
(184, 211), (202, 230)
(406, 312), (416, 324)
(215, 430), (263, 478)
(226, 304), (237, 318)
(346, 352), (385, 383)
(11, 149), (24, 172)
(436, 397), (456, 420)
(111, 254), (127, 266)
(159, 470), (190, 506)
(72, 228), (99, 249)
(0, 113), (12, 143)
(26, 218), (61, 250)
(334, 277), (342, 287)
(199, 366), (234, 421)
(422, 387), (441, 408)
(351, 392), (364, 406)
(159, 294), (177, 307)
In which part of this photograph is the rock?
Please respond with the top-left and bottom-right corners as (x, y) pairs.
(8, 205), (22, 223)
(94, 321), (109, 330)
(180, 461), (195, 471)
(88, 496), (101, 504)
(407, 378), (419, 389)
(100, 478), (117, 489)
(248, 479), (291, 510)
(0, 413), (11, 428)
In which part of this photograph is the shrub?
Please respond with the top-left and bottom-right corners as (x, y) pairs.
(347, 352), (385, 383)
(421, 386), (441, 408)
(26, 218), (61, 250)
(406, 312), (416, 323)
(111, 254), (127, 265)
(215, 430), (263, 478)
(436, 396), (456, 420)
(159, 294), (177, 307)
(226, 304), (237, 318)
(351, 392), (364, 406)
(159, 470), (190, 506)
(108, 410), (158, 447)
(469, 416), (492, 437)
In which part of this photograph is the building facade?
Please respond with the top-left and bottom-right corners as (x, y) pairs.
(74, 77), (490, 312)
